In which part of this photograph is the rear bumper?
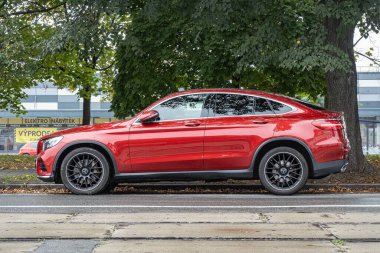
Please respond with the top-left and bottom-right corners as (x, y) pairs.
(313, 159), (348, 178)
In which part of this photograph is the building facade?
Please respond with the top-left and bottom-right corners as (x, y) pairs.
(0, 82), (114, 154)
(357, 69), (380, 154)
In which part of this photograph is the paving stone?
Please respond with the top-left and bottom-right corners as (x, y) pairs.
(345, 242), (380, 253)
(35, 239), (99, 253)
(111, 223), (332, 239)
(325, 224), (380, 240)
(94, 240), (336, 253)
(266, 212), (380, 224)
(0, 213), (71, 223)
(0, 223), (113, 239)
(71, 212), (262, 224)
(0, 241), (42, 253)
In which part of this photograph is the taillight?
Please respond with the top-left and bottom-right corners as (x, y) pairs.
(312, 119), (343, 130)
(37, 140), (43, 155)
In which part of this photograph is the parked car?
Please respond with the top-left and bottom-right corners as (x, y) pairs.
(19, 141), (38, 156)
(36, 89), (350, 195)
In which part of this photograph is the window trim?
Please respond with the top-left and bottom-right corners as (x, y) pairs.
(133, 92), (297, 124)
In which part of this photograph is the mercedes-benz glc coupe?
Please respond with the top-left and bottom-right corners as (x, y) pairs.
(36, 89), (350, 195)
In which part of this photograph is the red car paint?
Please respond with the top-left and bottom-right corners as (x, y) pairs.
(36, 89), (350, 182)
(18, 142), (38, 156)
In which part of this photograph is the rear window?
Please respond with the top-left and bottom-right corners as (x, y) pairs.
(292, 98), (326, 111)
(269, 100), (293, 114)
(254, 98), (273, 115)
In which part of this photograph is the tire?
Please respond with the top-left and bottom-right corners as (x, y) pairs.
(61, 147), (111, 195)
(258, 147), (308, 195)
(22, 153), (30, 156)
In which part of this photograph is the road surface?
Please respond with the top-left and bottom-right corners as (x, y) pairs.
(0, 193), (380, 212)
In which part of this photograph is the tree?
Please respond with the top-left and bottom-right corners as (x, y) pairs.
(112, 0), (379, 171)
(321, 1), (380, 171)
(36, 7), (127, 125)
(0, 0), (55, 115)
(1, 0), (128, 124)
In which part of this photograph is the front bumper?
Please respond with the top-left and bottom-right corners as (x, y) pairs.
(313, 159), (348, 178)
(37, 175), (55, 182)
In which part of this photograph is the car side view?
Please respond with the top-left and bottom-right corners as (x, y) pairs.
(36, 89), (350, 195)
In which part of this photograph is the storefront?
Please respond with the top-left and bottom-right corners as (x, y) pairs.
(0, 117), (115, 154)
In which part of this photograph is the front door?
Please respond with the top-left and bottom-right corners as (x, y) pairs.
(129, 93), (210, 173)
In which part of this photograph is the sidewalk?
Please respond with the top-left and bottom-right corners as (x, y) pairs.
(0, 212), (379, 252)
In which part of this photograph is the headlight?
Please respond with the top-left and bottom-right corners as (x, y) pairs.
(43, 136), (63, 150)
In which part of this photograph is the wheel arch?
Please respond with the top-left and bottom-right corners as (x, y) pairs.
(251, 137), (315, 179)
(53, 140), (118, 183)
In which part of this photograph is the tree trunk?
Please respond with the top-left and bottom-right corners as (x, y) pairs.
(82, 84), (91, 125)
(325, 18), (369, 172)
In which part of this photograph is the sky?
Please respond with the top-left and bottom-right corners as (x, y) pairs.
(354, 30), (380, 71)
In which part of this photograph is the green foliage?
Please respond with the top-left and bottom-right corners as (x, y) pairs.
(111, 0), (380, 118)
(111, 0), (350, 117)
(0, 0), (130, 115)
(0, 1), (50, 115)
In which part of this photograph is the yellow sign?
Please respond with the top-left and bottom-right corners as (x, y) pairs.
(15, 128), (58, 143)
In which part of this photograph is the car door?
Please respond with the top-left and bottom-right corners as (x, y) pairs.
(204, 93), (277, 171)
(128, 93), (211, 173)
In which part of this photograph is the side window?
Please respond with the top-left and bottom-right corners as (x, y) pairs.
(31, 142), (38, 148)
(270, 100), (293, 114)
(153, 94), (208, 121)
(211, 94), (254, 117)
(254, 98), (273, 115)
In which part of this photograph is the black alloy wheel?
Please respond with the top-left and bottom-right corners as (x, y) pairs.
(258, 147), (308, 195)
(61, 147), (111, 195)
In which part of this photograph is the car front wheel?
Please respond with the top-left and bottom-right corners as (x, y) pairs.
(61, 147), (110, 195)
(258, 147), (309, 195)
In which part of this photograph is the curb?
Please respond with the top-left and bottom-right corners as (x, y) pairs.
(1, 183), (380, 190)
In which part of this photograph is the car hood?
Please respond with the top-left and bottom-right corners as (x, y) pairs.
(40, 120), (125, 140)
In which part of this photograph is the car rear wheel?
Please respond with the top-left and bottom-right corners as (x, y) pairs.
(258, 147), (308, 195)
(61, 147), (110, 195)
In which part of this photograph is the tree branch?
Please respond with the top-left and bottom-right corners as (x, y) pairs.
(355, 51), (380, 66)
(9, 2), (65, 16)
(95, 62), (115, 71)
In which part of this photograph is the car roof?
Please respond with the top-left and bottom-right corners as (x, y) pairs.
(168, 88), (299, 106)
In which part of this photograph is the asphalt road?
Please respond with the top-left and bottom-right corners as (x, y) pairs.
(1, 193), (380, 213)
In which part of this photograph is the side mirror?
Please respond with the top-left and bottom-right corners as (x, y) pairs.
(139, 110), (159, 124)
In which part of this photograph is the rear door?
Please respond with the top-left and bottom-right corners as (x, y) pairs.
(204, 93), (277, 170)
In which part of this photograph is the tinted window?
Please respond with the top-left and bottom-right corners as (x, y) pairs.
(254, 98), (273, 115)
(30, 142), (38, 148)
(270, 100), (293, 114)
(211, 94), (254, 116)
(154, 94), (207, 121)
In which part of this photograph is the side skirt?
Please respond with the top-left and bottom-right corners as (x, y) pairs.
(113, 168), (253, 183)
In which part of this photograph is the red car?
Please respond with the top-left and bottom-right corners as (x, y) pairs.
(36, 89), (350, 195)
(19, 141), (38, 156)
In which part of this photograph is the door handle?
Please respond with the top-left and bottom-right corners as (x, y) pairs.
(184, 121), (201, 127)
(252, 120), (268, 124)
